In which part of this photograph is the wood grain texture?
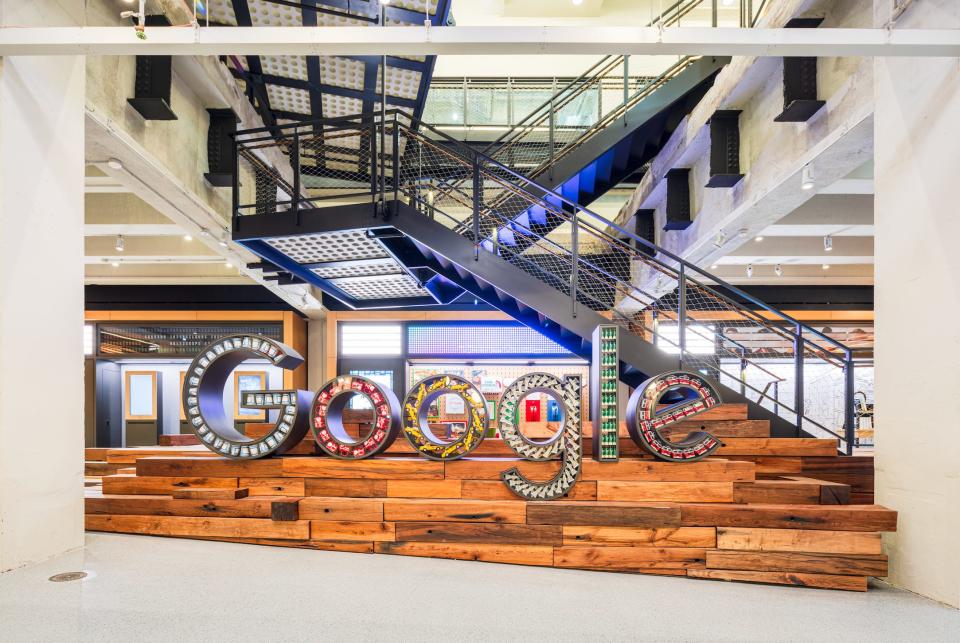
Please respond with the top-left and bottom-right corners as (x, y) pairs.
(733, 480), (822, 505)
(136, 457), (282, 478)
(304, 479), (387, 498)
(85, 514), (309, 539)
(102, 475), (237, 495)
(706, 550), (888, 576)
(283, 458), (443, 479)
(171, 487), (249, 500)
(298, 497), (384, 521)
(716, 439), (837, 456)
(386, 480), (462, 499)
(375, 542), (554, 566)
(240, 478), (306, 497)
(681, 504), (897, 532)
(716, 527), (882, 555)
(384, 499), (526, 524)
(687, 568), (868, 591)
(443, 458), (561, 480)
(460, 480), (597, 502)
(310, 521), (396, 542)
(660, 419), (769, 439)
(562, 526), (716, 547)
(581, 459), (754, 482)
(86, 495), (277, 519)
(527, 503), (682, 527)
(554, 546), (707, 571)
(395, 522), (562, 545)
(597, 481), (734, 503)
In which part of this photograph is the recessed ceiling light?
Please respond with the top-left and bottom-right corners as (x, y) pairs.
(754, 236), (764, 242)
(184, 234), (193, 242)
(225, 261), (233, 268)
(572, 0), (584, 5)
(722, 0), (735, 6)
(111, 259), (120, 268)
(801, 164), (816, 190)
(710, 264), (718, 270)
(822, 264), (831, 270)
(106, 158), (123, 170)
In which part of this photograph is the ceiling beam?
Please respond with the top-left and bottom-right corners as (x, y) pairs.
(2, 26), (959, 57)
(84, 224), (184, 237)
(85, 175), (131, 193)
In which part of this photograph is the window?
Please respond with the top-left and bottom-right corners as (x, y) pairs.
(124, 371), (157, 420)
(656, 324), (717, 355)
(347, 370), (394, 410)
(340, 324), (402, 356)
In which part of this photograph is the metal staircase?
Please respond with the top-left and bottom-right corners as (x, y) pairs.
(231, 111), (857, 454)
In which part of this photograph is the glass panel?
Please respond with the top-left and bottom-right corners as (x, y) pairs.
(422, 86), (464, 125)
(341, 324), (403, 356)
(407, 323), (573, 357)
(128, 374), (154, 417)
(347, 370), (394, 410)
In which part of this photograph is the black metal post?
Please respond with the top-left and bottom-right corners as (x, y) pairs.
(473, 155), (481, 259)
(369, 122), (378, 216)
(623, 56), (629, 126)
(794, 323), (805, 437)
(548, 95), (555, 181)
(843, 349), (855, 455)
(571, 210), (579, 318)
(739, 350), (747, 396)
(392, 116), (399, 217)
(380, 8), (387, 215)
(231, 137), (239, 232)
(773, 380), (780, 417)
(678, 265), (687, 368)
(291, 130), (300, 226)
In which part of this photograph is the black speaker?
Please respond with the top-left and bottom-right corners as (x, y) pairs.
(774, 18), (826, 122)
(706, 110), (744, 187)
(664, 169), (692, 231)
(205, 109), (239, 187)
(128, 56), (178, 120)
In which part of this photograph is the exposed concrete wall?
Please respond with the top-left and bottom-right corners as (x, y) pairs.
(0, 0), (86, 572)
(615, 0), (874, 277)
(873, 0), (960, 610)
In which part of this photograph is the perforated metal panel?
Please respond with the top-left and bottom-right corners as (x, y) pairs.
(330, 274), (430, 300)
(261, 55), (308, 81)
(266, 85), (311, 116)
(311, 258), (402, 279)
(265, 231), (388, 263)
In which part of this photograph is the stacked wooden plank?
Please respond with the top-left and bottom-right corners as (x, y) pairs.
(85, 405), (895, 592)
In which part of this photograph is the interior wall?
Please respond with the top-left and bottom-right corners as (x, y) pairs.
(873, 0), (960, 609)
(0, 0), (86, 572)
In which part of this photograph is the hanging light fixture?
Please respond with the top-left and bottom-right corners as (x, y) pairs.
(801, 164), (816, 190)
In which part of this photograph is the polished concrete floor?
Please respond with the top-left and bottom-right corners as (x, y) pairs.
(1, 533), (957, 642)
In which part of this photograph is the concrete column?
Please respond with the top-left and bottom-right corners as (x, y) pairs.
(0, 1), (86, 571)
(873, 0), (960, 608)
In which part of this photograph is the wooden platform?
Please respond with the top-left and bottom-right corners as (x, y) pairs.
(85, 406), (894, 591)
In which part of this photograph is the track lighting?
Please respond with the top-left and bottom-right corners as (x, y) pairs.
(824, 235), (833, 252)
(115, 235), (124, 252)
(746, 264), (753, 278)
(775, 264), (783, 277)
(801, 164), (815, 190)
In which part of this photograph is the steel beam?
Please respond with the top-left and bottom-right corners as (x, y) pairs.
(1, 26), (958, 57)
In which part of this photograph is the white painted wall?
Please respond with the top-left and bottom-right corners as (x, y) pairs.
(0, 0), (86, 572)
(873, 0), (960, 609)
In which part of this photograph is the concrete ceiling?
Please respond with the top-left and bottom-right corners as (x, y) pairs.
(83, 166), (254, 286)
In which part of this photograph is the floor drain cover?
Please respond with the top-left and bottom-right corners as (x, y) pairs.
(48, 572), (88, 583)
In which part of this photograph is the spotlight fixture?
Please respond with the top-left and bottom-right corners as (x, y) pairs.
(746, 264), (753, 278)
(801, 164), (816, 190)
(106, 158), (123, 170)
(822, 264), (831, 270)
(184, 234), (193, 242)
(738, 228), (748, 239)
(714, 230), (727, 247)
(824, 235), (833, 252)
(115, 235), (124, 252)
(754, 236), (764, 242)
(775, 264), (783, 277)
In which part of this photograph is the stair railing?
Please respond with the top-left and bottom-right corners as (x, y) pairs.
(231, 104), (856, 455)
